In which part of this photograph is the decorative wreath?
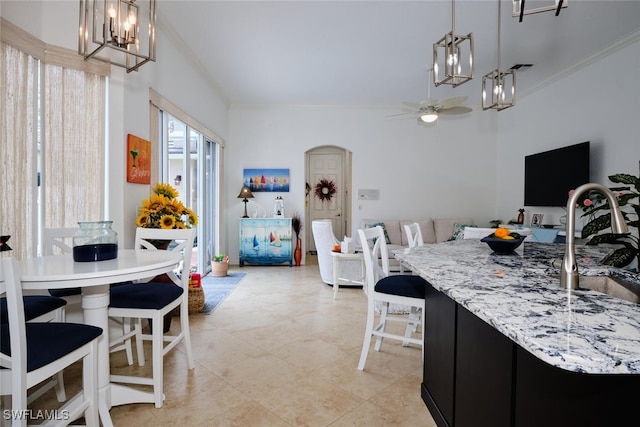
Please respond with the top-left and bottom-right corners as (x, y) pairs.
(314, 178), (337, 202)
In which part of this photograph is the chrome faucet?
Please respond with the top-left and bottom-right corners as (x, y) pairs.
(561, 183), (629, 289)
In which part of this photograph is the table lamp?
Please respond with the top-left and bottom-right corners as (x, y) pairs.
(237, 185), (254, 218)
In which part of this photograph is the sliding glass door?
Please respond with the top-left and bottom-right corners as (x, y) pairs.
(161, 113), (218, 274)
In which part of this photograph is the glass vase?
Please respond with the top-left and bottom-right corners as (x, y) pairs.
(73, 221), (118, 262)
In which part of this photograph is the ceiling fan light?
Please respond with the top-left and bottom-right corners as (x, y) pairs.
(419, 111), (439, 123)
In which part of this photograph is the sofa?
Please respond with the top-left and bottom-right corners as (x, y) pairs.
(359, 217), (476, 271)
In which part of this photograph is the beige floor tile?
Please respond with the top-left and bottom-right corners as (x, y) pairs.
(26, 264), (437, 426)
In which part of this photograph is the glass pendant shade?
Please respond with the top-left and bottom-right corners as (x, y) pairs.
(78, 0), (157, 73)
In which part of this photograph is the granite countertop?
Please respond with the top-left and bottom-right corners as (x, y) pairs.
(394, 240), (640, 374)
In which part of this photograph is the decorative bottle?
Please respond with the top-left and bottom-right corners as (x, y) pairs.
(73, 221), (118, 262)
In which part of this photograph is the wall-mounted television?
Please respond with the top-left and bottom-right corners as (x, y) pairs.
(524, 141), (590, 207)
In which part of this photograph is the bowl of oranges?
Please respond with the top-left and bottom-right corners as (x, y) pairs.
(481, 227), (525, 254)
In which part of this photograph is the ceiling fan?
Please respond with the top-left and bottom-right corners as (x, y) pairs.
(390, 67), (472, 124)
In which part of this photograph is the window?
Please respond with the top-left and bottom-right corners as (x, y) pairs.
(150, 89), (223, 273)
(1, 19), (108, 259)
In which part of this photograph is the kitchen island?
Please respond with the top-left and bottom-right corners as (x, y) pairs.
(395, 240), (640, 427)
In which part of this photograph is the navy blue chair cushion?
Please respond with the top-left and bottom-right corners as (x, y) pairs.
(49, 281), (132, 298)
(0, 296), (67, 324)
(374, 275), (427, 299)
(48, 288), (81, 297)
(0, 323), (102, 372)
(109, 282), (183, 310)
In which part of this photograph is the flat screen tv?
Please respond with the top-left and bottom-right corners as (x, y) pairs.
(524, 141), (590, 207)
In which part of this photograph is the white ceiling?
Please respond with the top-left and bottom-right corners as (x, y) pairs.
(157, 1), (640, 108)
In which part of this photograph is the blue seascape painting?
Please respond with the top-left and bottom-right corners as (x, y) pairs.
(243, 168), (290, 192)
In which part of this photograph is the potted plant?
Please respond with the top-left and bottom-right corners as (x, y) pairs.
(292, 213), (303, 266)
(211, 254), (229, 277)
(578, 173), (639, 270)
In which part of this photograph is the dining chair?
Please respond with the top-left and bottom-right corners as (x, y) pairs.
(403, 222), (424, 248)
(0, 257), (101, 427)
(108, 227), (196, 408)
(1, 232), (69, 404)
(43, 226), (137, 366)
(356, 226), (426, 371)
(43, 227), (82, 305)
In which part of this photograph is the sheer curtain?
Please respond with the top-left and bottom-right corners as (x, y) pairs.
(0, 43), (38, 259)
(42, 65), (105, 230)
(1, 18), (107, 259)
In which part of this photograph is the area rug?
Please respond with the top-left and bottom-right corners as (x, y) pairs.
(200, 272), (247, 314)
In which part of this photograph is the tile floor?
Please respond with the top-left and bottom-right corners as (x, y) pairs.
(31, 263), (437, 426)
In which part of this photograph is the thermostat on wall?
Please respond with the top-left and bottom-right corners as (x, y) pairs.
(358, 189), (380, 200)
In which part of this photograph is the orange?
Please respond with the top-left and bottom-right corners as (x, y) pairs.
(494, 227), (510, 239)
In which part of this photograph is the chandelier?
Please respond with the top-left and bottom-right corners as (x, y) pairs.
(78, 0), (157, 73)
(513, 0), (567, 22)
(433, 0), (474, 87)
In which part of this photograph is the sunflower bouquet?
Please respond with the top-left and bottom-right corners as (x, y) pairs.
(136, 183), (198, 229)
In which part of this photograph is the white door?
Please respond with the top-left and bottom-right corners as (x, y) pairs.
(307, 149), (345, 252)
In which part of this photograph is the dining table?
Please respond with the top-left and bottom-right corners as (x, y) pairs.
(20, 249), (181, 427)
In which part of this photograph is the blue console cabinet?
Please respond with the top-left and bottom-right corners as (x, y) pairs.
(239, 218), (293, 266)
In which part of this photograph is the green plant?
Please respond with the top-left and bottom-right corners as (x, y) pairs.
(580, 173), (640, 269)
(213, 254), (228, 263)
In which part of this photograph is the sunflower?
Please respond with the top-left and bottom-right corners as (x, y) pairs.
(136, 213), (150, 227)
(136, 183), (199, 229)
(160, 215), (176, 229)
(154, 183), (179, 199)
(142, 193), (169, 213)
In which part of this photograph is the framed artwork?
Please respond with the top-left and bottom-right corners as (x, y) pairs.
(531, 213), (544, 227)
(126, 134), (151, 184)
(243, 168), (290, 192)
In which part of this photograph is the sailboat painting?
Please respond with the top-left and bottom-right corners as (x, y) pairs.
(239, 218), (293, 266)
(243, 168), (290, 192)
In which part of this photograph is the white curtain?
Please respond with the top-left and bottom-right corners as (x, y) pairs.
(1, 18), (106, 259)
(0, 43), (38, 260)
(42, 65), (105, 229)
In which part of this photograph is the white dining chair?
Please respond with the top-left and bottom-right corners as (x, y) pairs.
(403, 222), (425, 248)
(42, 227), (82, 307)
(108, 227), (196, 408)
(356, 226), (426, 371)
(0, 257), (101, 427)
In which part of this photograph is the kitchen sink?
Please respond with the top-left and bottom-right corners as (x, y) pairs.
(578, 275), (640, 304)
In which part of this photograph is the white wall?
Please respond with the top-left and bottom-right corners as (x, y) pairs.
(1, 1), (230, 249)
(496, 37), (640, 226)
(227, 104), (499, 263)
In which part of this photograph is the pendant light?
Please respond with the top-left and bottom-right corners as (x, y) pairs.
(79, 0), (157, 73)
(433, 0), (474, 87)
(482, 0), (516, 111)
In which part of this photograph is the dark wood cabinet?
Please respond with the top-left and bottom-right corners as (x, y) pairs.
(423, 283), (456, 426)
(454, 306), (513, 427)
(422, 282), (640, 427)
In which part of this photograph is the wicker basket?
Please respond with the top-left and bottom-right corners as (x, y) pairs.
(211, 260), (229, 277)
(188, 287), (205, 314)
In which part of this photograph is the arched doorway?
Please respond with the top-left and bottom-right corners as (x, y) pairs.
(305, 146), (352, 253)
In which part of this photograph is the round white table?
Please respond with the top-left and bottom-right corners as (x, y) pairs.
(20, 249), (181, 427)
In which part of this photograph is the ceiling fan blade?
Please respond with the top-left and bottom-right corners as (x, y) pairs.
(439, 106), (473, 115)
(386, 112), (418, 118)
(401, 101), (424, 109)
(439, 96), (468, 110)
